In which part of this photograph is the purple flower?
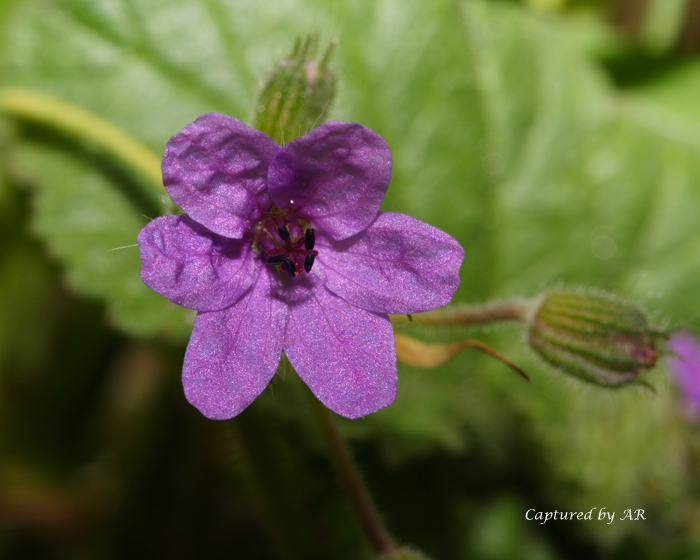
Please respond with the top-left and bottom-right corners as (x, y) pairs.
(668, 331), (700, 421)
(138, 113), (464, 419)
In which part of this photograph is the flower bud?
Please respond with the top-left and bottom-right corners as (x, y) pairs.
(527, 290), (661, 386)
(254, 34), (336, 144)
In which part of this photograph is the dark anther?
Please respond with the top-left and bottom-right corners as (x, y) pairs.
(278, 225), (291, 241)
(284, 259), (297, 277)
(266, 255), (288, 265)
(304, 253), (316, 273)
(305, 228), (315, 250)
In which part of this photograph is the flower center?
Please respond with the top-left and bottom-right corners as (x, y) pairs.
(255, 212), (318, 278)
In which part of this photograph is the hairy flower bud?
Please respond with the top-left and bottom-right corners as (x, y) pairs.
(527, 290), (661, 386)
(254, 34), (336, 144)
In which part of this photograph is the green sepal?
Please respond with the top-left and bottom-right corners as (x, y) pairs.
(253, 34), (336, 144)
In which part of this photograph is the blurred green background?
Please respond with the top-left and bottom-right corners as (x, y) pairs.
(2, 0), (700, 558)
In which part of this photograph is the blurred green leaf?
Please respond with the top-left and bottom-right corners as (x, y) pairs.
(10, 136), (193, 339)
(632, 58), (700, 128)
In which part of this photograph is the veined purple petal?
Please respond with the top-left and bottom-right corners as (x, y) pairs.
(163, 113), (280, 239)
(138, 215), (256, 312)
(316, 212), (464, 314)
(268, 122), (391, 240)
(183, 267), (286, 420)
(668, 332), (700, 420)
(283, 280), (397, 419)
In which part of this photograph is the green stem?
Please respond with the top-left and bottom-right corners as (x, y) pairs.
(222, 421), (291, 560)
(0, 87), (163, 195)
(390, 299), (534, 327)
(305, 389), (395, 557)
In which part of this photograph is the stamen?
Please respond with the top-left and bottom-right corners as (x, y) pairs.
(278, 225), (291, 241)
(305, 228), (315, 250)
(260, 216), (317, 278)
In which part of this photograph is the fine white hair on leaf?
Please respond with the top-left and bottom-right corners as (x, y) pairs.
(107, 244), (139, 252)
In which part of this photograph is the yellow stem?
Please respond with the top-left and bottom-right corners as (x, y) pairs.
(0, 87), (163, 192)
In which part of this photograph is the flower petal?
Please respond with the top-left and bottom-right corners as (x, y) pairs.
(283, 280), (397, 419)
(183, 267), (286, 420)
(163, 113), (280, 239)
(316, 212), (464, 314)
(268, 121), (391, 240)
(668, 332), (700, 419)
(138, 214), (256, 311)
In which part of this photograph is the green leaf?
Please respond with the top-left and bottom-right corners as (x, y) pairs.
(10, 135), (193, 340)
(631, 58), (700, 128)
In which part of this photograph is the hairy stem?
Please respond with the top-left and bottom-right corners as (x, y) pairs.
(306, 389), (395, 557)
(390, 299), (535, 327)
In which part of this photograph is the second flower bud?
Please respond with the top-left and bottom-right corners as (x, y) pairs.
(527, 289), (663, 387)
